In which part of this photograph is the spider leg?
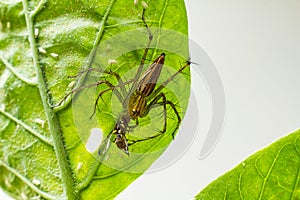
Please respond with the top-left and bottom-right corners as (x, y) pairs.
(127, 93), (182, 146)
(124, 9), (153, 105)
(56, 62), (130, 107)
(127, 132), (165, 146)
(69, 65), (129, 97)
(148, 60), (191, 100)
(106, 69), (127, 97)
(98, 132), (113, 156)
(54, 80), (119, 107)
(157, 100), (181, 139)
(126, 93), (167, 146)
(143, 92), (167, 133)
(127, 119), (139, 130)
(90, 78), (135, 119)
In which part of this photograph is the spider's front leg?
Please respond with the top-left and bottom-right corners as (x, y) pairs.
(54, 63), (127, 107)
(127, 92), (174, 146)
(144, 92), (182, 138)
(156, 99), (181, 139)
(54, 79), (121, 108)
(143, 93), (167, 134)
(91, 77), (136, 119)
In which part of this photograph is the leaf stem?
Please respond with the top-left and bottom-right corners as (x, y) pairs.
(22, 0), (75, 199)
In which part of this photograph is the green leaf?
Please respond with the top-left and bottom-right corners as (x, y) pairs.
(0, 0), (189, 199)
(195, 129), (300, 200)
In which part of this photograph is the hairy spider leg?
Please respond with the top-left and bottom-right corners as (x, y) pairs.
(90, 78), (135, 119)
(123, 8), (154, 107)
(157, 100), (181, 139)
(142, 93), (167, 133)
(55, 66), (129, 107)
(69, 66), (129, 98)
(145, 61), (191, 137)
(55, 80), (122, 107)
(127, 93), (181, 145)
(147, 60), (191, 101)
(127, 61), (191, 145)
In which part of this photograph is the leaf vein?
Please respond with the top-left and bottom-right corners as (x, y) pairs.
(74, 0), (118, 194)
(255, 154), (265, 179)
(238, 168), (245, 200)
(22, 0), (75, 198)
(152, 0), (168, 59)
(291, 139), (300, 199)
(53, 0), (117, 111)
(0, 161), (62, 200)
(258, 143), (290, 199)
(0, 54), (38, 86)
(0, 109), (52, 146)
(30, 0), (47, 18)
(106, 20), (158, 29)
(275, 176), (293, 193)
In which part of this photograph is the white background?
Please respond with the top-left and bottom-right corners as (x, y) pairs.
(1, 0), (300, 199)
(118, 0), (300, 199)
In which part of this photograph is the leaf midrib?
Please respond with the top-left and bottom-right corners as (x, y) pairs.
(22, 0), (75, 198)
(23, 0), (118, 198)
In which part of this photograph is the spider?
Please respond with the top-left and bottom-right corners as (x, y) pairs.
(96, 52), (190, 155)
(57, 9), (191, 155)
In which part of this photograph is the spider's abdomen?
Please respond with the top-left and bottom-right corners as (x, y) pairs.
(136, 53), (165, 96)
